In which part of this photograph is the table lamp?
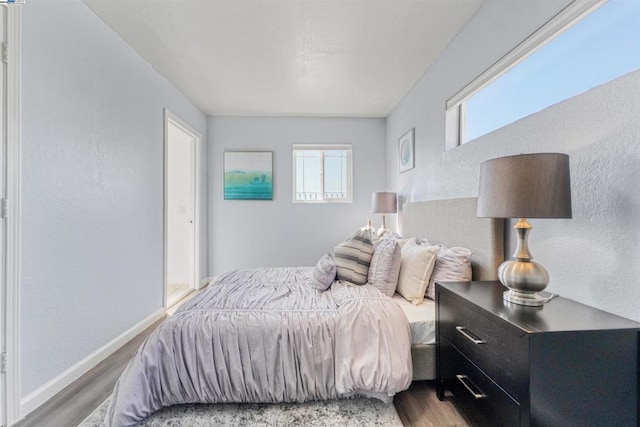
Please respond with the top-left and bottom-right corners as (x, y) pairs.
(477, 153), (572, 306)
(371, 192), (397, 237)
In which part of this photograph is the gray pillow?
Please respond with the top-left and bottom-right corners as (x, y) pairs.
(312, 253), (336, 291)
(426, 245), (473, 300)
(334, 229), (374, 285)
(367, 238), (401, 297)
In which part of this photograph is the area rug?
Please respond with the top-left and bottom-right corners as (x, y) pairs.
(79, 397), (403, 426)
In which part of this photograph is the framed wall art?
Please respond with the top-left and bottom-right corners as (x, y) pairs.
(398, 128), (415, 173)
(224, 151), (273, 200)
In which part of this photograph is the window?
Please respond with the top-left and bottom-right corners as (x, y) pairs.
(446, 0), (640, 148)
(292, 144), (352, 203)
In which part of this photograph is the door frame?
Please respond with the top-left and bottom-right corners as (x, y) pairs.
(2, 5), (21, 426)
(163, 109), (202, 311)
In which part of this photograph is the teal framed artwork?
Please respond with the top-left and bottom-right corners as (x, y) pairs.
(224, 151), (273, 200)
(398, 128), (414, 173)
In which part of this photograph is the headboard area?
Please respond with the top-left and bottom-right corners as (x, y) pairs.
(399, 197), (504, 281)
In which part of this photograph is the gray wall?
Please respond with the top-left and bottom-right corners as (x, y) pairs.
(208, 116), (386, 275)
(21, 0), (207, 397)
(386, 0), (640, 321)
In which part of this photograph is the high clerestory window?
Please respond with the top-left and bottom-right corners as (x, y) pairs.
(446, 0), (640, 148)
(292, 144), (352, 203)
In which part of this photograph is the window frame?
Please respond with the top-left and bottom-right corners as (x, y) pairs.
(445, 0), (605, 150)
(291, 143), (353, 204)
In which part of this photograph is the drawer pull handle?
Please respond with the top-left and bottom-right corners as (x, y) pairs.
(456, 326), (486, 344)
(456, 374), (487, 399)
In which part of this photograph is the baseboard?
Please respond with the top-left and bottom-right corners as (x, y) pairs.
(198, 278), (207, 289)
(19, 308), (165, 418)
(199, 275), (218, 289)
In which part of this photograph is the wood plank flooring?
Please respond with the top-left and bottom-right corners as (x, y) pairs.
(14, 318), (165, 427)
(15, 292), (472, 427)
(394, 381), (474, 427)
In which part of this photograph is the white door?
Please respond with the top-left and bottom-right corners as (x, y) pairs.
(164, 111), (201, 308)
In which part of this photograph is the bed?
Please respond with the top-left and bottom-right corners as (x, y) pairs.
(397, 197), (504, 380)
(104, 267), (413, 426)
(103, 197), (502, 426)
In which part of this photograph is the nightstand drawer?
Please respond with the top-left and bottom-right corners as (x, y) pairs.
(437, 281), (640, 426)
(440, 338), (520, 427)
(438, 289), (528, 400)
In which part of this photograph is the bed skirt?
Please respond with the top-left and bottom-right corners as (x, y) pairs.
(411, 344), (436, 380)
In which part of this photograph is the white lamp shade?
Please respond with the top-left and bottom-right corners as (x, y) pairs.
(371, 192), (397, 214)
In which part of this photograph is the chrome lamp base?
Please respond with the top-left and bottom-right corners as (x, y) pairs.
(377, 213), (389, 237)
(499, 219), (551, 307)
(502, 289), (550, 306)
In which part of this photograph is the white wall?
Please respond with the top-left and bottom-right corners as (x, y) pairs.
(208, 116), (386, 275)
(386, 0), (640, 321)
(21, 0), (206, 402)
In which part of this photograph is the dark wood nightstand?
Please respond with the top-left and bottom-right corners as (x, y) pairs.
(436, 281), (640, 427)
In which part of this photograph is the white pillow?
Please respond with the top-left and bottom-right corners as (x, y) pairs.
(379, 229), (402, 240)
(312, 253), (336, 291)
(396, 240), (439, 305)
(426, 246), (473, 300)
(334, 229), (374, 285)
(367, 239), (401, 297)
(382, 234), (430, 249)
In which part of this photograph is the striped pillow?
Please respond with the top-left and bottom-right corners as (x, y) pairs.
(367, 238), (401, 297)
(334, 229), (374, 285)
(426, 245), (473, 300)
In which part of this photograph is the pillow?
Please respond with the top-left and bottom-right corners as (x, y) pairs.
(367, 238), (402, 297)
(382, 233), (430, 249)
(426, 246), (473, 300)
(396, 240), (439, 305)
(379, 229), (402, 240)
(413, 236), (431, 246)
(334, 229), (374, 285)
(312, 253), (336, 291)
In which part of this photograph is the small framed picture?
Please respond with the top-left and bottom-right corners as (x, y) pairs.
(224, 151), (273, 200)
(398, 128), (415, 173)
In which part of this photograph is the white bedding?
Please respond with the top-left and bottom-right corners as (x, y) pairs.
(392, 293), (436, 345)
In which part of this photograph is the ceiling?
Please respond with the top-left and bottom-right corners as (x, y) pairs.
(82, 0), (484, 117)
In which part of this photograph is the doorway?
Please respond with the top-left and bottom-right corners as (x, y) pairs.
(164, 110), (202, 309)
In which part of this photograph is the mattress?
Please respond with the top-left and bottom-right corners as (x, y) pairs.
(392, 293), (436, 345)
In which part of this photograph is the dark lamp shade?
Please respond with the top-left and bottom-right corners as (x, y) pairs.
(371, 192), (397, 214)
(477, 153), (572, 219)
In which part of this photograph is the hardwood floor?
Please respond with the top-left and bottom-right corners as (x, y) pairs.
(15, 288), (472, 427)
(394, 381), (474, 427)
(15, 317), (165, 427)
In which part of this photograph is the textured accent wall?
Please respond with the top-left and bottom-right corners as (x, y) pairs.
(386, 0), (640, 321)
(21, 0), (206, 397)
(207, 116), (386, 275)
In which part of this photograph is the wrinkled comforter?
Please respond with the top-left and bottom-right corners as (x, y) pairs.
(104, 267), (412, 426)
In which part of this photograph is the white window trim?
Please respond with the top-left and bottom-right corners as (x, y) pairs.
(292, 144), (353, 204)
(445, 0), (605, 149)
